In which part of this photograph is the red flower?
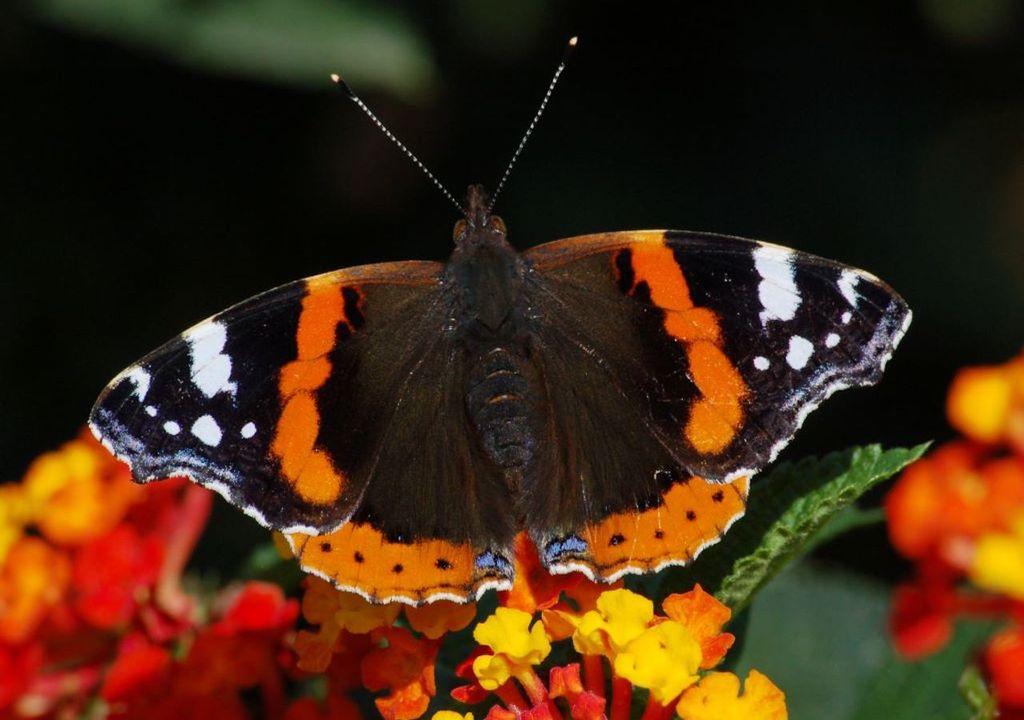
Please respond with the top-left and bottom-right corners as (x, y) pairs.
(986, 625), (1024, 710)
(100, 633), (171, 702)
(889, 581), (954, 659)
(71, 524), (164, 629)
(108, 582), (298, 719)
(0, 642), (44, 712)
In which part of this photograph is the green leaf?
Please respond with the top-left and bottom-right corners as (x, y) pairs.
(235, 541), (304, 591)
(649, 444), (928, 611)
(29, 0), (436, 98)
(731, 560), (997, 720)
(959, 664), (999, 720)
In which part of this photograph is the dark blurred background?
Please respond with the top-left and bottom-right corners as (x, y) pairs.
(3, 1), (1024, 579)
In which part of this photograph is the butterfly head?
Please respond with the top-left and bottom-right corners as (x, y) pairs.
(454, 184), (507, 249)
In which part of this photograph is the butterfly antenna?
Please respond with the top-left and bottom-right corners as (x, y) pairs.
(488, 36), (578, 213)
(331, 74), (466, 216)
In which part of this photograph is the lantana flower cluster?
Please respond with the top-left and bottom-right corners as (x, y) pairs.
(1, 434), (788, 719)
(291, 534), (788, 720)
(886, 351), (1024, 713)
(0, 433), (299, 718)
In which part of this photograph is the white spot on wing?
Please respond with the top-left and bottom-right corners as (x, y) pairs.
(240, 422), (257, 439)
(838, 270), (860, 307)
(786, 335), (814, 370)
(185, 322), (237, 398)
(145, 405), (158, 417)
(163, 420), (181, 435)
(841, 311), (853, 324)
(753, 244), (801, 325)
(753, 356), (770, 371)
(126, 367), (151, 401)
(825, 333), (840, 348)
(191, 415), (222, 447)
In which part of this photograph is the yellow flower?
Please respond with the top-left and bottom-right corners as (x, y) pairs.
(0, 485), (30, 565)
(431, 712), (472, 720)
(574, 588), (654, 657)
(676, 670), (788, 720)
(613, 620), (702, 703)
(970, 514), (1024, 600)
(472, 652), (518, 691)
(474, 606), (551, 662)
(472, 607), (551, 690)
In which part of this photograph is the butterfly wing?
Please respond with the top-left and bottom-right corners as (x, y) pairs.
(90, 261), (516, 603)
(522, 230), (910, 580)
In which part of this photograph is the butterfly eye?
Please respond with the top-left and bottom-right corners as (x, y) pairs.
(488, 216), (507, 235)
(453, 219), (468, 240)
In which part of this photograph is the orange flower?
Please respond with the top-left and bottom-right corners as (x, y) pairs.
(405, 600), (477, 639)
(661, 585), (735, 669)
(500, 533), (610, 616)
(362, 626), (439, 720)
(886, 443), (1024, 566)
(0, 536), (71, 644)
(288, 632), (374, 719)
(294, 577), (401, 672)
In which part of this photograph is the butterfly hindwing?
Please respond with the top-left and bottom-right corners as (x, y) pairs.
(523, 230), (909, 579)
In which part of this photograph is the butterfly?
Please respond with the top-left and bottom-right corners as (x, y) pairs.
(89, 180), (910, 605)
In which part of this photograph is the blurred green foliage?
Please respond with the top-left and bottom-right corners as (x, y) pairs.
(736, 562), (998, 720)
(28, 0), (435, 97)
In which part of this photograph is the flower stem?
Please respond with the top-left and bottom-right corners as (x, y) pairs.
(155, 485), (211, 619)
(610, 676), (632, 720)
(583, 654), (606, 698)
(518, 667), (550, 706)
(641, 698), (674, 720)
(496, 680), (531, 713)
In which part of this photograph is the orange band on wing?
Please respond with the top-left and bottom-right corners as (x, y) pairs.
(685, 342), (747, 454)
(630, 244), (695, 310)
(287, 524), (483, 605)
(271, 281), (362, 506)
(618, 238), (749, 454)
(579, 475), (749, 580)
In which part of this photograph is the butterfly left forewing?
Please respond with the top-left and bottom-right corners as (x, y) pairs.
(523, 230), (909, 580)
(89, 261), (445, 535)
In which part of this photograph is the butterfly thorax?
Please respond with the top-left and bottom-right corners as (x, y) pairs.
(449, 185), (523, 334)
(448, 185), (538, 475)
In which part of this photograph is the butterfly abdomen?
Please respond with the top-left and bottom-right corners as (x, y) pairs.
(466, 346), (537, 470)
